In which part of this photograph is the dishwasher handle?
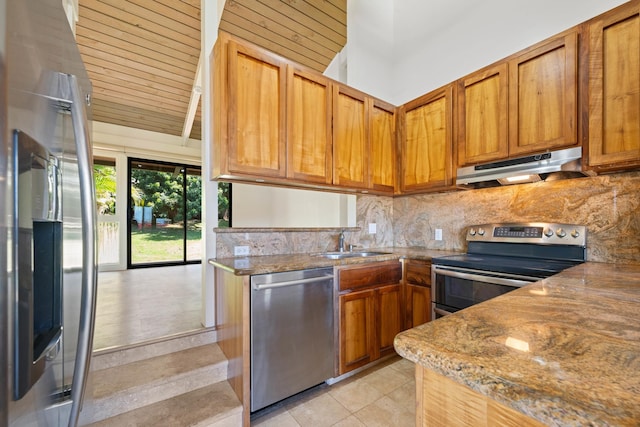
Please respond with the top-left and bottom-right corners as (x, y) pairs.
(252, 274), (333, 291)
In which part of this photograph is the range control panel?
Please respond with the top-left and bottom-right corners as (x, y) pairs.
(467, 223), (587, 246)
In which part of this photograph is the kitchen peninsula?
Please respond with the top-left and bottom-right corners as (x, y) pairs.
(394, 262), (640, 426)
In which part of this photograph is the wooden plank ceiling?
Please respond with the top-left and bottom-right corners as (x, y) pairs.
(219, 0), (347, 72)
(75, 1), (346, 142)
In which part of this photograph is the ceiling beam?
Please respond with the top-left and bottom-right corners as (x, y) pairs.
(182, 53), (202, 144)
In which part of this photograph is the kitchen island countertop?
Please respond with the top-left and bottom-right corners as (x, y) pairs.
(394, 262), (640, 426)
(208, 247), (460, 276)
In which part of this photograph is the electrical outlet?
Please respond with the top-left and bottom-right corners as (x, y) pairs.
(368, 223), (377, 234)
(435, 229), (443, 241)
(234, 245), (250, 256)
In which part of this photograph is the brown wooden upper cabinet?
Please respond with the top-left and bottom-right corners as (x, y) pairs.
(333, 85), (368, 189)
(213, 33), (395, 195)
(399, 84), (455, 193)
(369, 98), (397, 193)
(332, 85), (397, 193)
(457, 32), (579, 167)
(225, 39), (287, 178)
(213, 33), (332, 185)
(286, 66), (333, 184)
(587, 1), (640, 172)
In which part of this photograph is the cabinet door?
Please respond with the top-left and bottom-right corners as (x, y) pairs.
(406, 284), (431, 329)
(286, 66), (333, 183)
(378, 284), (403, 357)
(227, 40), (286, 178)
(333, 85), (368, 188)
(339, 289), (376, 374)
(588, 3), (640, 171)
(369, 98), (396, 193)
(508, 32), (578, 156)
(400, 85), (454, 193)
(457, 63), (509, 166)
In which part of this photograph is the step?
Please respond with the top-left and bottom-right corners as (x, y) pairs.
(92, 328), (218, 371)
(83, 342), (229, 424)
(87, 381), (242, 427)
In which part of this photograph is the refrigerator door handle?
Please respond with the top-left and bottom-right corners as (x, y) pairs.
(66, 74), (97, 427)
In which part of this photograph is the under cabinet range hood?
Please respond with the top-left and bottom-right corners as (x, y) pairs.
(456, 147), (588, 188)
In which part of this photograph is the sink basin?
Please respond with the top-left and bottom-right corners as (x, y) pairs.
(313, 251), (392, 259)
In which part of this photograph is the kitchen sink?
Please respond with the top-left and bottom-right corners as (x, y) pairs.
(313, 251), (393, 259)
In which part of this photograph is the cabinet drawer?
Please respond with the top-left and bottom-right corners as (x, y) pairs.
(338, 261), (402, 292)
(405, 260), (431, 287)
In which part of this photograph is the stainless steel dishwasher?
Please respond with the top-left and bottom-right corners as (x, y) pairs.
(251, 267), (335, 412)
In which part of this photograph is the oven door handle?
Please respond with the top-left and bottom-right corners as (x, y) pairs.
(433, 266), (535, 288)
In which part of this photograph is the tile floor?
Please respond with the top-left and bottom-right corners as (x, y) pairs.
(94, 264), (203, 350)
(251, 356), (416, 427)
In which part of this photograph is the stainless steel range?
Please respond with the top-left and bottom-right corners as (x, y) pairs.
(431, 222), (587, 319)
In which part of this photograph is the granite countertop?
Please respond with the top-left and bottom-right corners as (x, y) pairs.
(208, 247), (460, 275)
(394, 262), (640, 426)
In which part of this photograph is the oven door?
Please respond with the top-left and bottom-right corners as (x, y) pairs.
(431, 265), (540, 319)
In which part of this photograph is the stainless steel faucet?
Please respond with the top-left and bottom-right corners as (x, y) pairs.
(338, 231), (345, 252)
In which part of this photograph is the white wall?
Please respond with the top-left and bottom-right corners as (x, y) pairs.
(232, 184), (356, 228)
(329, 0), (628, 105)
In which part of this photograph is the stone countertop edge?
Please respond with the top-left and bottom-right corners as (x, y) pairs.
(208, 247), (460, 276)
(394, 262), (640, 426)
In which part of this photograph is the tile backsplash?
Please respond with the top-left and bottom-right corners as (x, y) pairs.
(215, 170), (640, 265)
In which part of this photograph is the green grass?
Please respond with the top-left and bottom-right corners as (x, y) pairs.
(131, 223), (202, 264)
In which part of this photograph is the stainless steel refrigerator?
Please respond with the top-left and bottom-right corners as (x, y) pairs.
(1, 0), (98, 426)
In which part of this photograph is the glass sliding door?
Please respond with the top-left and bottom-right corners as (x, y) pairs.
(128, 158), (201, 267)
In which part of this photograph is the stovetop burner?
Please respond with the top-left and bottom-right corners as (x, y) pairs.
(432, 222), (587, 278)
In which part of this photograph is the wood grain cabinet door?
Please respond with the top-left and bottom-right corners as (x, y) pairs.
(369, 99), (397, 193)
(406, 284), (431, 329)
(377, 283), (403, 357)
(508, 32), (578, 156)
(333, 85), (368, 189)
(588, 3), (640, 171)
(339, 289), (376, 374)
(227, 40), (286, 178)
(286, 66), (333, 183)
(400, 85), (454, 193)
(457, 63), (509, 167)
(404, 259), (432, 328)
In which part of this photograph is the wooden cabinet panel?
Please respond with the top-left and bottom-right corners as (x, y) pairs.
(227, 40), (286, 177)
(406, 284), (431, 328)
(417, 365), (546, 427)
(333, 85), (368, 188)
(588, 3), (640, 171)
(338, 261), (402, 292)
(337, 261), (403, 375)
(508, 32), (578, 156)
(339, 289), (376, 373)
(457, 63), (509, 166)
(378, 284), (403, 356)
(400, 85), (454, 193)
(369, 99), (397, 193)
(286, 66), (332, 183)
(404, 259), (432, 328)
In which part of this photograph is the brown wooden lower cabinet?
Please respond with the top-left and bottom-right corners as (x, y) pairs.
(416, 365), (545, 427)
(404, 259), (432, 329)
(337, 261), (403, 375)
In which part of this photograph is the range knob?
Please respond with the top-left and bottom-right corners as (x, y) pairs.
(477, 228), (485, 236)
(469, 228), (477, 236)
(543, 228), (554, 237)
(571, 229), (580, 238)
(556, 228), (566, 238)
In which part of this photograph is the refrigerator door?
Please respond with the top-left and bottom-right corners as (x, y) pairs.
(5, 1), (96, 426)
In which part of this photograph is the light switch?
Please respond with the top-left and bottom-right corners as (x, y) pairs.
(368, 223), (377, 234)
(435, 229), (443, 241)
